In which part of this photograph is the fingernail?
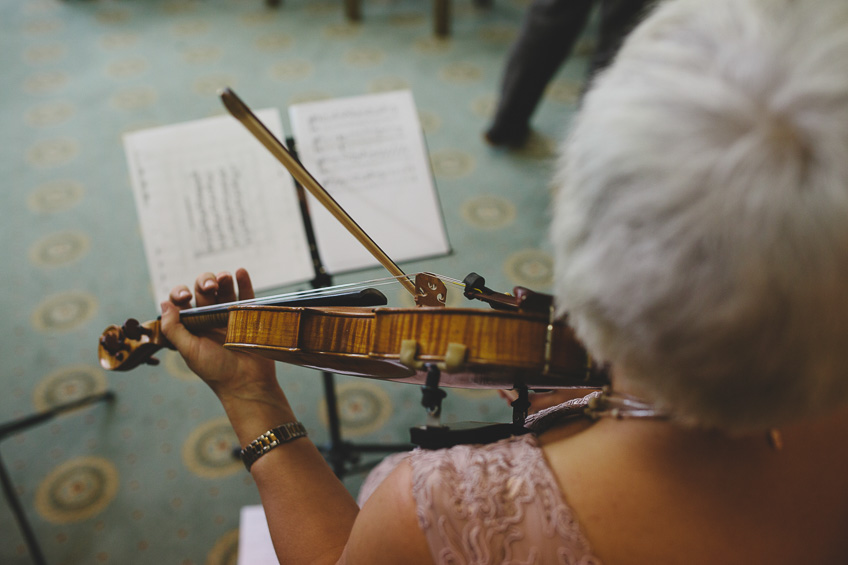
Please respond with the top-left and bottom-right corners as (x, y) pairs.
(203, 280), (215, 290)
(178, 290), (191, 300)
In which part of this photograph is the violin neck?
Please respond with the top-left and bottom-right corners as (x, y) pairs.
(178, 308), (230, 332)
(172, 285), (389, 333)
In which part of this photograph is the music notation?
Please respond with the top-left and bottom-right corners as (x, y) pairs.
(289, 91), (450, 274)
(123, 110), (314, 305)
(122, 92), (450, 306)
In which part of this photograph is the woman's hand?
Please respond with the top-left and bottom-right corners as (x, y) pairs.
(159, 268), (277, 403)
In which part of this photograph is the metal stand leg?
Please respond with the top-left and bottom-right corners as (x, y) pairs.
(511, 384), (530, 427)
(318, 371), (414, 477)
(420, 364), (447, 428)
(0, 391), (115, 565)
(278, 136), (412, 479)
(410, 369), (531, 450)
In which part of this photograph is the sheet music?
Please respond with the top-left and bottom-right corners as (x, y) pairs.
(237, 505), (278, 565)
(289, 90), (450, 274)
(124, 110), (315, 306)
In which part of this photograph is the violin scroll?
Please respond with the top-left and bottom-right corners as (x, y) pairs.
(98, 318), (171, 371)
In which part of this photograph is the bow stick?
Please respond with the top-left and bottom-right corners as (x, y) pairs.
(219, 88), (418, 298)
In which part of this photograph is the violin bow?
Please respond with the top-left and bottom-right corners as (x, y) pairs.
(219, 88), (418, 298)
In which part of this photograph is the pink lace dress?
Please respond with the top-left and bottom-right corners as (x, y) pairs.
(358, 394), (603, 565)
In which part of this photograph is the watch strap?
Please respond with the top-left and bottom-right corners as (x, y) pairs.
(240, 421), (308, 471)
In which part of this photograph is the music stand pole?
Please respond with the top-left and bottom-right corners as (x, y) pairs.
(286, 137), (412, 479)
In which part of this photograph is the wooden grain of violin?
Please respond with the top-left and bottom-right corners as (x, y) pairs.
(98, 273), (608, 390)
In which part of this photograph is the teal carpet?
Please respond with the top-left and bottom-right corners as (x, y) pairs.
(0, 0), (590, 563)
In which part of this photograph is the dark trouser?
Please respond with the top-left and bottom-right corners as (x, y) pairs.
(486, 0), (652, 145)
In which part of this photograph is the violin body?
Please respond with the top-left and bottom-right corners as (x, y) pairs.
(224, 304), (604, 389)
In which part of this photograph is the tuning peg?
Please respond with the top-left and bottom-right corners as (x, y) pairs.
(100, 332), (124, 354)
(122, 318), (152, 340)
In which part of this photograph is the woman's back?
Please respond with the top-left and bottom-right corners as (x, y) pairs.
(541, 405), (848, 564)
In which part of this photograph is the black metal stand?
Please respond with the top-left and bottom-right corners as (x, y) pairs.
(0, 390), (115, 565)
(409, 365), (531, 450)
(286, 138), (412, 478)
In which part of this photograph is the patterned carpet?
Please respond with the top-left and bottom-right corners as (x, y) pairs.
(0, 0), (591, 563)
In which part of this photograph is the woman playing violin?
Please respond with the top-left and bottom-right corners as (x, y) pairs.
(160, 0), (848, 562)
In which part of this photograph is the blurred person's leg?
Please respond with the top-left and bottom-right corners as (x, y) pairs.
(587, 0), (654, 80)
(485, 0), (594, 148)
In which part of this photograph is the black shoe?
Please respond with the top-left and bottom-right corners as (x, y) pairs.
(483, 124), (530, 149)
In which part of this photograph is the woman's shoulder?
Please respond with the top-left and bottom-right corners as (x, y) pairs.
(407, 432), (602, 564)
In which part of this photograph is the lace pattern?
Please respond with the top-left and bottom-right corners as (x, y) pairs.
(408, 434), (601, 565)
(357, 394), (603, 564)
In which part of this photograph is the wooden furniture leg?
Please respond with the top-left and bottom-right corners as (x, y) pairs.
(345, 0), (362, 21)
(434, 0), (450, 36)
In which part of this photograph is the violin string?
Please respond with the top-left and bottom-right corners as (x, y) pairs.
(178, 272), (463, 316)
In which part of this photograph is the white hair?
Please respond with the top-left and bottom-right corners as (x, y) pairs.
(551, 0), (848, 432)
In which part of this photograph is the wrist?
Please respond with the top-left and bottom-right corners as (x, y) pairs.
(217, 384), (298, 446)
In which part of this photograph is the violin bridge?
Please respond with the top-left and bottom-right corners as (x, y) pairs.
(414, 273), (447, 308)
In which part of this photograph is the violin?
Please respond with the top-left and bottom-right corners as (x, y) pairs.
(98, 89), (608, 391)
(98, 272), (607, 389)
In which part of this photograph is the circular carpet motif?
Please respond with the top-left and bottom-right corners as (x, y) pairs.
(439, 61), (483, 84)
(24, 43), (66, 64)
(417, 109), (442, 134)
(182, 46), (222, 64)
(23, 70), (68, 93)
(323, 22), (361, 39)
(95, 7), (131, 25)
(413, 36), (452, 54)
(206, 529), (239, 565)
(269, 60), (313, 82)
(430, 149), (475, 179)
(171, 20), (211, 37)
(183, 418), (242, 478)
(35, 457), (119, 524)
(28, 180), (84, 213)
(100, 32), (139, 49)
(255, 33), (294, 51)
(26, 138), (79, 168)
(33, 366), (107, 411)
(461, 195), (516, 229)
(106, 57), (149, 78)
(29, 231), (90, 267)
(110, 86), (158, 110)
(477, 24), (516, 44)
(32, 291), (97, 332)
(369, 76), (410, 93)
(25, 101), (75, 127)
(319, 381), (392, 437)
(504, 249), (554, 288)
(344, 47), (385, 67)
(470, 93), (496, 118)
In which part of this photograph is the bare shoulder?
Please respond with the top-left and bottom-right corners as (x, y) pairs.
(339, 459), (434, 565)
(539, 408), (848, 565)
